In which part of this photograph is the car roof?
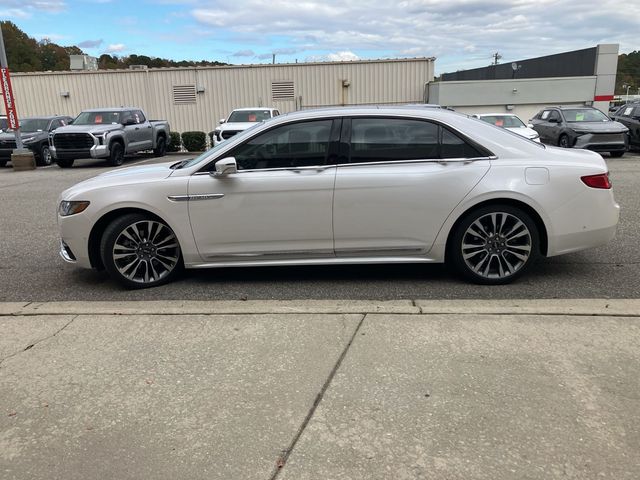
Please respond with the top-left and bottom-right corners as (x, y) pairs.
(81, 107), (139, 112)
(23, 115), (69, 121)
(542, 106), (597, 110)
(231, 107), (278, 111)
(475, 113), (519, 117)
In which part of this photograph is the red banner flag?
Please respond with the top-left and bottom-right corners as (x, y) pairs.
(0, 67), (19, 130)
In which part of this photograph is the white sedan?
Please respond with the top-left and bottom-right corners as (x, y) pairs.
(472, 113), (541, 142)
(58, 107), (619, 288)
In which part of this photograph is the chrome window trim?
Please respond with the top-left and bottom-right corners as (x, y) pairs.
(192, 165), (336, 176)
(335, 156), (495, 168)
(190, 112), (499, 176)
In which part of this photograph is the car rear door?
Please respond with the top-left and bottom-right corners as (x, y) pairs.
(332, 116), (491, 257)
(187, 118), (339, 261)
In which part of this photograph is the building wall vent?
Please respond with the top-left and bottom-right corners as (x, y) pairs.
(272, 81), (295, 101)
(173, 85), (197, 105)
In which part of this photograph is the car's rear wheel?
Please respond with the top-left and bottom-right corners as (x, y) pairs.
(558, 134), (570, 148)
(100, 213), (182, 289)
(56, 158), (74, 168)
(37, 144), (53, 166)
(108, 142), (124, 166)
(450, 205), (539, 285)
(153, 136), (167, 157)
(610, 151), (625, 158)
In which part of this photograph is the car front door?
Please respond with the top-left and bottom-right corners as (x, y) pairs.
(187, 119), (339, 261)
(133, 110), (153, 150)
(617, 105), (640, 147)
(332, 117), (491, 257)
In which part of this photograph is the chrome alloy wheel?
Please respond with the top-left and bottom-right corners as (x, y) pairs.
(112, 220), (180, 284)
(461, 212), (532, 279)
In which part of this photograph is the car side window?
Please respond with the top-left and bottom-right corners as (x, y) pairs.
(226, 119), (333, 170)
(49, 119), (61, 131)
(134, 110), (146, 123)
(273, 110), (280, 117)
(349, 118), (439, 162)
(440, 127), (484, 159)
(548, 111), (561, 122)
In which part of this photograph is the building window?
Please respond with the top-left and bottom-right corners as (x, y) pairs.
(272, 81), (295, 101)
(173, 85), (197, 105)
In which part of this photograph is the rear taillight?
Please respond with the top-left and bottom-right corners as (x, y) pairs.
(581, 173), (612, 189)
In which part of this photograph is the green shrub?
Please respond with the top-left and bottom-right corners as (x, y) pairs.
(181, 131), (207, 152)
(167, 131), (181, 152)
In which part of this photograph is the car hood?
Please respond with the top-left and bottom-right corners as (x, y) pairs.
(219, 122), (257, 131)
(506, 127), (539, 139)
(568, 121), (628, 133)
(54, 124), (122, 135)
(60, 161), (176, 200)
(0, 131), (43, 142)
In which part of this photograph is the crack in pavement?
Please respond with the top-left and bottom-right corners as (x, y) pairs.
(268, 313), (368, 480)
(0, 314), (79, 367)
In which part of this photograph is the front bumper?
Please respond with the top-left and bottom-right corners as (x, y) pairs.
(58, 212), (93, 269)
(574, 132), (628, 152)
(51, 144), (110, 160)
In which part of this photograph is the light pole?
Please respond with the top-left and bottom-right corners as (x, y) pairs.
(622, 83), (631, 102)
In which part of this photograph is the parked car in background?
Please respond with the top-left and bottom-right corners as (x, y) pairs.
(610, 100), (640, 150)
(213, 108), (280, 145)
(471, 113), (540, 142)
(50, 107), (170, 168)
(0, 115), (73, 167)
(0, 115), (8, 133)
(530, 106), (628, 157)
(58, 107), (618, 289)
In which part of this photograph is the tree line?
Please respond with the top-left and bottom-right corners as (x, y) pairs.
(0, 21), (227, 72)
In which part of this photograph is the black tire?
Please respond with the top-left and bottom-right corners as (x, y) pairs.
(450, 204), (540, 285)
(153, 136), (167, 157)
(610, 151), (625, 158)
(0, 159), (7, 168)
(56, 158), (74, 168)
(108, 142), (124, 166)
(37, 144), (53, 166)
(558, 134), (570, 148)
(100, 213), (183, 289)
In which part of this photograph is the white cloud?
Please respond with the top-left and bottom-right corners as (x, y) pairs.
(105, 43), (126, 53)
(326, 51), (360, 62)
(184, 0), (640, 72)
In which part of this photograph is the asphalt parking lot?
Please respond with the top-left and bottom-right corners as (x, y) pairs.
(0, 151), (639, 301)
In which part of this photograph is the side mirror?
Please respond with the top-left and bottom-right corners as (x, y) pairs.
(212, 157), (237, 177)
(527, 123), (534, 129)
(548, 117), (558, 123)
(123, 118), (136, 126)
(219, 118), (226, 124)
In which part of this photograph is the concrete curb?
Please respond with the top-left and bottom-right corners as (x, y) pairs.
(1, 299), (639, 316)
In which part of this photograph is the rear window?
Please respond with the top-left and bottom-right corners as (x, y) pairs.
(563, 109), (609, 122)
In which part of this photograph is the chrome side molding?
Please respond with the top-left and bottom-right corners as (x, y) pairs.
(168, 193), (225, 202)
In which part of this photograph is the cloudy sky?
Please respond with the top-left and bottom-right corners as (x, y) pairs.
(2, 0), (639, 74)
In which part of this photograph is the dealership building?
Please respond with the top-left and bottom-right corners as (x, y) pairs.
(3, 44), (619, 134)
(7, 58), (435, 134)
(428, 44), (619, 123)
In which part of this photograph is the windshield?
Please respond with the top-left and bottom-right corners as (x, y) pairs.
(479, 115), (526, 128)
(181, 123), (263, 169)
(563, 109), (610, 122)
(73, 111), (122, 125)
(20, 118), (50, 133)
(227, 110), (272, 123)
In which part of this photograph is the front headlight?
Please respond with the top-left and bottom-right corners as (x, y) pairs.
(93, 132), (108, 145)
(58, 200), (90, 217)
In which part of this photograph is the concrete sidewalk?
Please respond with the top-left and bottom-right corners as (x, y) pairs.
(1, 300), (639, 480)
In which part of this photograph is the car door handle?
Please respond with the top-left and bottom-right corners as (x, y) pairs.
(291, 165), (331, 173)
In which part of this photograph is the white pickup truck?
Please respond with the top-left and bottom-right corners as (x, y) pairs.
(213, 107), (280, 146)
(50, 107), (170, 168)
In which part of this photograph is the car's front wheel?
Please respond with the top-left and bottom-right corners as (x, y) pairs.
(37, 144), (53, 166)
(450, 205), (539, 285)
(558, 134), (571, 148)
(108, 142), (124, 167)
(153, 136), (167, 157)
(100, 213), (182, 289)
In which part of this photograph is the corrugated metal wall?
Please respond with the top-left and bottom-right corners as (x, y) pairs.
(7, 58), (434, 134)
